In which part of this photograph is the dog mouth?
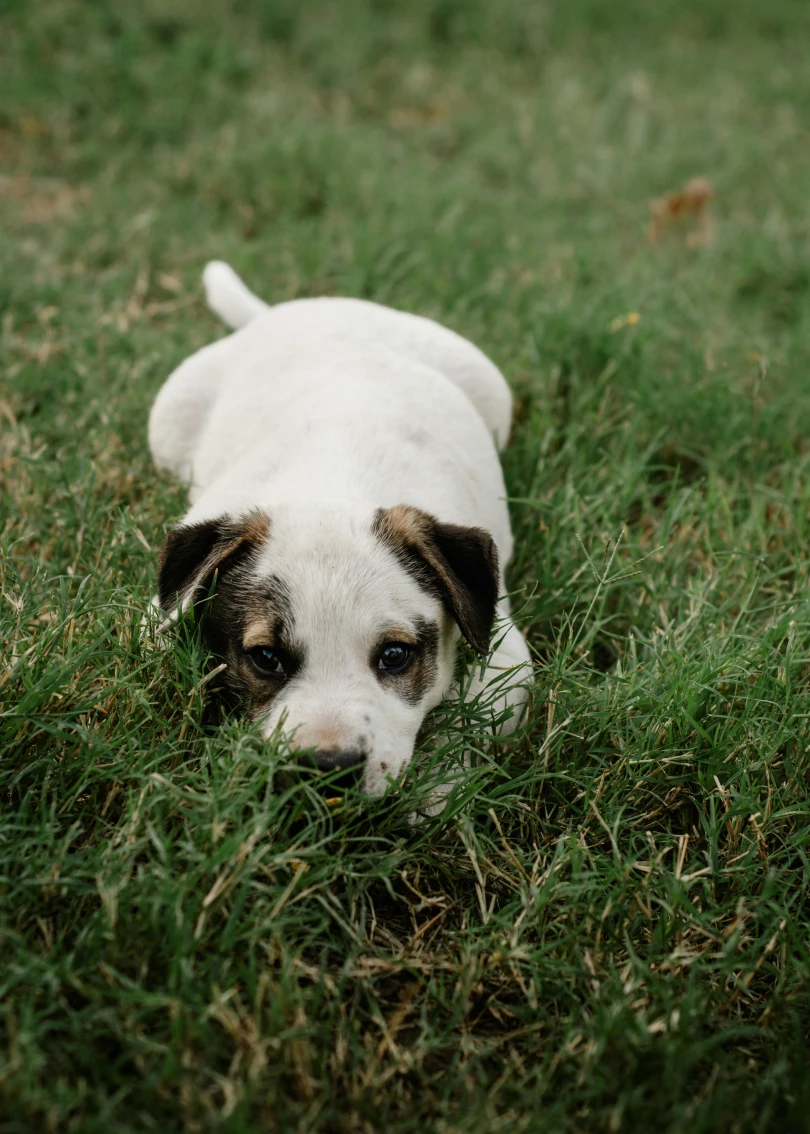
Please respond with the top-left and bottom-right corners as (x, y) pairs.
(312, 765), (367, 797)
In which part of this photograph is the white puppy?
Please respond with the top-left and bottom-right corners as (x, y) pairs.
(149, 262), (531, 796)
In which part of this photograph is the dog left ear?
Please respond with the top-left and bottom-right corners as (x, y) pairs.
(374, 505), (499, 655)
(157, 510), (270, 617)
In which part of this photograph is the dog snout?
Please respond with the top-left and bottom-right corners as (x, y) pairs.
(304, 747), (366, 792)
(312, 747), (365, 773)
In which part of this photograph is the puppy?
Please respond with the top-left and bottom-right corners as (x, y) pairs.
(149, 262), (531, 796)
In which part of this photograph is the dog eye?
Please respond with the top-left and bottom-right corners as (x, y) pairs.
(248, 647), (286, 677)
(377, 643), (411, 672)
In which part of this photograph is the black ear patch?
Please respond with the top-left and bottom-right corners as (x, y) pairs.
(373, 504), (499, 655)
(429, 522), (500, 653)
(157, 511), (270, 615)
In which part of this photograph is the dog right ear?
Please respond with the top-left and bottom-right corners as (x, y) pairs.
(157, 511), (270, 617)
(372, 504), (500, 655)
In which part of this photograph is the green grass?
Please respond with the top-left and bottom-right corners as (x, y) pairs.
(3, 0), (810, 1129)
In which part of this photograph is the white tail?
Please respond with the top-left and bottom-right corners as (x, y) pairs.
(202, 261), (269, 329)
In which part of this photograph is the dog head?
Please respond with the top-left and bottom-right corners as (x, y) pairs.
(157, 503), (499, 795)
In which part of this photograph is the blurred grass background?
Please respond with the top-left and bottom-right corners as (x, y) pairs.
(2, 1), (810, 1131)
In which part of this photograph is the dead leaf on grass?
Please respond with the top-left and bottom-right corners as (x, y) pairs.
(0, 174), (91, 225)
(648, 176), (715, 247)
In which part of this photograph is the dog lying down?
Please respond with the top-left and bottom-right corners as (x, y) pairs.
(149, 262), (531, 797)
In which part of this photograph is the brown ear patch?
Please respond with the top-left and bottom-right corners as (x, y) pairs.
(373, 504), (499, 655)
(157, 510), (270, 614)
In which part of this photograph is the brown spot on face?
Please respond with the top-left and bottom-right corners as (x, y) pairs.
(377, 625), (420, 647)
(372, 504), (499, 655)
(243, 618), (276, 650)
(372, 617), (439, 706)
(157, 512), (299, 715)
(206, 572), (300, 714)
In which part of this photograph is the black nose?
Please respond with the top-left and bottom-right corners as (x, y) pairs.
(313, 748), (365, 773)
(306, 748), (366, 791)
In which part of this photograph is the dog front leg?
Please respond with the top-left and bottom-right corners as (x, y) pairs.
(464, 611), (532, 737)
(411, 612), (532, 821)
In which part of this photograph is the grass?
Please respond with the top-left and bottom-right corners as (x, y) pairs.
(2, 0), (810, 1129)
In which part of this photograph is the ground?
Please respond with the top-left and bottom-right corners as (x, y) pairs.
(2, 1), (810, 1130)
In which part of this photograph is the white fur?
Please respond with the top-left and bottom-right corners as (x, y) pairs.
(149, 263), (531, 796)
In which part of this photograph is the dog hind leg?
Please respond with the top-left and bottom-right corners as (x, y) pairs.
(148, 335), (235, 483)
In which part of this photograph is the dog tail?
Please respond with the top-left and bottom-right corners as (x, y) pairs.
(202, 261), (270, 329)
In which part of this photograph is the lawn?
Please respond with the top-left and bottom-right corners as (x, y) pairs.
(3, 0), (810, 1130)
